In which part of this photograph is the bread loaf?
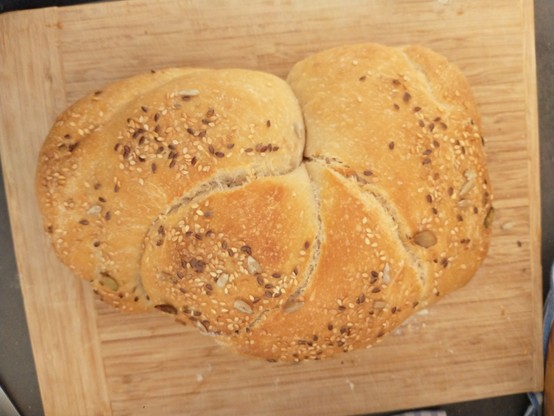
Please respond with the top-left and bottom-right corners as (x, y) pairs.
(36, 43), (493, 361)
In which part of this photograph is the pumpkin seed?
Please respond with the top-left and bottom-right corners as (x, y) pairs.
(413, 230), (437, 248)
(99, 275), (119, 291)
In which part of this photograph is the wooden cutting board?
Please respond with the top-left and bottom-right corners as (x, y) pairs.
(0, 0), (543, 414)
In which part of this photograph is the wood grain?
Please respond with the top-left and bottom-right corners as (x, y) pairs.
(0, 0), (543, 414)
(0, 7), (111, 415)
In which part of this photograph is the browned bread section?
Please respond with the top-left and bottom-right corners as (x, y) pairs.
(140, 166), (318, 339)
(35, 43), (492, 361)
(225, 161), (423, 361)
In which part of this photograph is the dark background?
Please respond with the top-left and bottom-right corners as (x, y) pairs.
(0, 1), (552, 415)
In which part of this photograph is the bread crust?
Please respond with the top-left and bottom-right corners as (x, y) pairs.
(36, 44), (492, 360)
(288, 43), (492, 304)
(36, 68), (305, 311)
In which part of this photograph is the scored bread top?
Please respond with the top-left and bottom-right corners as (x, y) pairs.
(36, 43), (493, 361)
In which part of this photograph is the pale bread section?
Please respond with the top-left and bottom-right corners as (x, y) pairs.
(36, 68), (305, 311)
(287, 43), (493, 306)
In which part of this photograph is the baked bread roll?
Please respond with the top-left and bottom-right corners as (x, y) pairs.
(36, 43), (493, 361)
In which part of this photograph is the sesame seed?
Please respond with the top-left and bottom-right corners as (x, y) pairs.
(79, 219), (89, 225)
(359, 75), (367, 82)
(422, 158), (431, 165)
(388, 141), (395, 150)
(403, 92), (411, 102)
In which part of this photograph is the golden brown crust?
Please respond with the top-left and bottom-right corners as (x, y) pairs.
(36, 43), (492, 360)
(36, 68), (305, 311)
(225, 162), (423, 361)
(140, 166), (318, 338)
(287, 43), (493, 306)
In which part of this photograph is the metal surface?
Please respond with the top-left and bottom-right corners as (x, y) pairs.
(0, 385), (21, 416)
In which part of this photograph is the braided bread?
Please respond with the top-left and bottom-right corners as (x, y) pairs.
(36, 44), (493, 361)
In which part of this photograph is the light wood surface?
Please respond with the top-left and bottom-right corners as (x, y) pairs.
(0, 1), (543, 415)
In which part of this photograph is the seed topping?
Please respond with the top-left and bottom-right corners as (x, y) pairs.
(413, 230), (438, 248)
(234, 299), (253, 314)
(155, 304), (178, 314)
